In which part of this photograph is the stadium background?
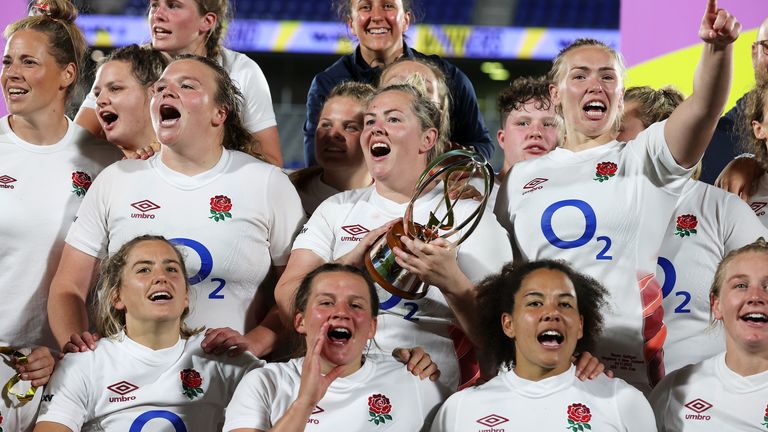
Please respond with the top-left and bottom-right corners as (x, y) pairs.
(0, 0), (762, 169)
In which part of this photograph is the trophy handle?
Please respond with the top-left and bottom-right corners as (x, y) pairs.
(403, 149), (494, 247)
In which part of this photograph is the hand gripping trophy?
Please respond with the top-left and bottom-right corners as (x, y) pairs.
(364, 149), (495, 299)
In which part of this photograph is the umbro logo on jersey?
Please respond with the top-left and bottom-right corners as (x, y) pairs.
(684, 398), (712, 421)
(476, 414), (509, 430)
(0, 175), (16, 189)
(341, 224), (369, 242)
(751, 201), (767, 216)
(107, 380), (139, 403)
(522, 177), (547, 195)
(131, 199), (161, 219)
(307, 406), (324, 425)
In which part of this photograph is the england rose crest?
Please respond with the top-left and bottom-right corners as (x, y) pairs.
(674, 214), (698, 237)
(761, 404), (768, 428)
(367, 393), (393, 425)
(593, 161), (617, 182)
(208, 195), (233, 222)
(71, 171), (92, 197)
(566, 403), (592, 432)
(180, 368), (203, 400)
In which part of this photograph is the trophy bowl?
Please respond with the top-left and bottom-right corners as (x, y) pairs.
(364, 149), (494, 300)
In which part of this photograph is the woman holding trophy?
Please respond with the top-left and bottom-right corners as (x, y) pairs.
(275, 83), (511, 390)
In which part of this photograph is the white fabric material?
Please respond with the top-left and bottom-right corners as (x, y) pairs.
(37, 332), (262, 431)
(293, 185), (513, 390)
(0, 348), (43, 432)
(659, 181), (768, 373)
(295, 172), (341, 217)
(650, 353), (768, 431)
(749, 174), (768, 228)
(65, 150), (305, 333)
(0, 116), (120, 348)
(81, 48), (277, 133)
(432, 365), (656, 432)
(224, 356), (446, 431)
(494, 120), (691, 388)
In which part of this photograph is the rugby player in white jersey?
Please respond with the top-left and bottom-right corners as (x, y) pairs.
(650, 238), (768, 431)
(36, 236), (263, 431)
(432, 260), (655, 431)
(225, 264), (446, 431)
(495, 0), (741, 390)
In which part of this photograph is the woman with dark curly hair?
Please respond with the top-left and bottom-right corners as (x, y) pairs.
(431, 260), (655, 431)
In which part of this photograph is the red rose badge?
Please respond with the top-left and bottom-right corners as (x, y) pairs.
(180, 368), (203, 399)
(566, 403), (592, 431)
(674, 214), (698, 238)
(71, 171), (92, 197)
(367, 393), (393, 425)
(593, 161), (617, 182)
(209, 195), (233, 222)
(762, 403), (768, 428)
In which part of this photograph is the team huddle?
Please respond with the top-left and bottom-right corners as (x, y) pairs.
(1, 0), (768, 430)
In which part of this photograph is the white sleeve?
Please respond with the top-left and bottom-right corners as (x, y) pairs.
(721, 192), (768, 252)
(615, 381), (658, 432)
(36, 355), (90, 431)
(456, 208), (513, 283)
(415, 375), (448, 431)
(265, 167), (306, 266)
(492, 169), (517, 241)
(229, 52), (277, 134)
(215, 352), (266, 400)
(291, 198), (340, 262)
(223, 368), (279, 432)
(80, 87), (97, 110)
(64, 165), (114, 258)
(648, 374), (673, 432)
(627, 120), (693, 191)
(429, 392), (460, 432)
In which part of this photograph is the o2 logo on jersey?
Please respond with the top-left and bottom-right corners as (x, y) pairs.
(130, 410), (187, 432)
(379, 293), (420, 322)
(169, 238), (226, 300)
(656, 257), (691, 314)
(540, 200), (613, 260)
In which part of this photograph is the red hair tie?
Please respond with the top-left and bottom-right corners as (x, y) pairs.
(30, 3), (51, 16)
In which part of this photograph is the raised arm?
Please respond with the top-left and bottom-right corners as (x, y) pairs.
(47, 244), (100, 351)
(665, 0), (741, 168)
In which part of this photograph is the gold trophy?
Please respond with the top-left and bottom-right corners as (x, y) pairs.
(364, 149), (494, 299)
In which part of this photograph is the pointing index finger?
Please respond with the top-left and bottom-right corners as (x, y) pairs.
(705, 0), (717, 15)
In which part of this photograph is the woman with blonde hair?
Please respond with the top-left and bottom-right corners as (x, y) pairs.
(495, 0), (741, 390)
(0, 2), (121, 428)
(36, 235), (262, 431)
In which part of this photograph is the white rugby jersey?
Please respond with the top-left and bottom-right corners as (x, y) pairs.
(65, 150), (305, 333)
(0, 348), (43, 432)
(431, 365), (656, 432)
(37, 332), (262, 431)
(82, 48), (277, 134)
(749, 174), (768, 228)
(494, 120), (691, 389)
(658, 181), (768, 373)
(650, 353), (768, 431)
(224, 356), (446, 431)
(292, 185), (513, 389)
(0, 116), (120, 348)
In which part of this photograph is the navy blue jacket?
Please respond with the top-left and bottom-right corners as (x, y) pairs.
(303, 42), (494, 166)
(699, 95), (746, 184)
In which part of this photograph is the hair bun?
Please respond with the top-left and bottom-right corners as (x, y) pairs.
(31, 0), (78, 22)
